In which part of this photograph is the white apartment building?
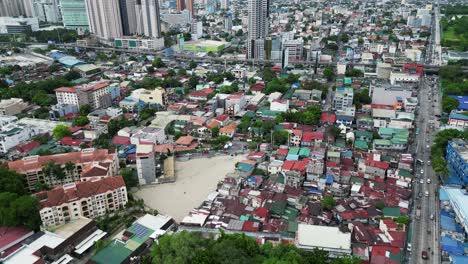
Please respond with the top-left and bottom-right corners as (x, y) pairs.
(270, 99), (289, 112)
(191, 19), (203, 40)
(389, 72), (420, 85)
(7, 148), (119, 191)
(55, 82), (112, 111)
(85, 0), (123, 40)
(32, 0), (62, 23)
(36, 176), (128, 227)
(0, 0), (34, 17)
(118, 126), (166, 145)
(136, 144), (157, 185)
(333, 87), (354, 110)
(0, 98), (29, 115)
(0, 123), (38, 153)
(136, 0), (162, 38)
(282, 38), (304, 61)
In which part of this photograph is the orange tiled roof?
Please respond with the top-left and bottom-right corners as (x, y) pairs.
(35, 176), (125, 209)
(7, 149), (115, 173)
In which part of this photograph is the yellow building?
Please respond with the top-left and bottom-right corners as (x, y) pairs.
(132, 87), (165, 106)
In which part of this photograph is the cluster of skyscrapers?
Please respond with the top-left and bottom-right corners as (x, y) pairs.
(0, 0), (163, 42)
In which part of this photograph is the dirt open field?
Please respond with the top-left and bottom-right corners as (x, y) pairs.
(134, 155), (245, 221)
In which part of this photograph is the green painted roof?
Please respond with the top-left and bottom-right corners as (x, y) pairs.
(327, 151), (341, 158)
(354, 140), (369, 150)
(398, 169), (412, 178)
(282, 207), (300, 221)
(268, 173), (285, 184)
(378, 127), (397, 135)
(374, 139), (392, 145)
(355, 130), (373, 139)
(298, 147), (311, 157)
(287, 221), (299, 233)
(288, 147), (300, 155)
(382, 207), (401, 217)
(350, 176), (364, 184)
(357, 116), (373, 121)
(270, 200), (287, 215)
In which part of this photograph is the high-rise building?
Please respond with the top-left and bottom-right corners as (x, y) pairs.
(59, 0), (89, 33)
(220, 0), (229, 9)
(85, 0), (123, 40)
(32, 0), (62, 23)
(191, 19), (202, 40)
(135, 0), (162, 38)
(119, 0), (137, 35)
(176, 0), (185, 11)
(0, 0), (34, 17)
(185, 0), (194, 16)
(247, 0), (269, 59)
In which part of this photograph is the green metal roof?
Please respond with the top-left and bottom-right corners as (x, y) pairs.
(382, 207), (402, 217)
(288, 147), (300, 155)
(354, 140), (369, 150)
(355, 130), (373, 139)
(298, 147), (311, 157)
(374, 139), (392, 146)
(398, 169), (412, 178)
(270, 200), (287, 215)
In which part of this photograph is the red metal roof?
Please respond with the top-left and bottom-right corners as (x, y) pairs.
(320, 112), (336, 123)
(302, 131), (324, 142)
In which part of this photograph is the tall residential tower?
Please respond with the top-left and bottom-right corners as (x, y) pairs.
(85, 0), (123, 40)
(59, 0), (89, 33)
(135, 0), (162, 38)
(247, 0), (269, 59)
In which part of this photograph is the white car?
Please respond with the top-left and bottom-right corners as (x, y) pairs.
(425, 191), (429, 197)
(420, 169), (424, 174)
(426, 145), (430, 148)
(420, 179), (424, 184)
(427, 179), (431, 184)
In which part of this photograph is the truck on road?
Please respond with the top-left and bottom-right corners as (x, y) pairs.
(416, 209), (421, 220)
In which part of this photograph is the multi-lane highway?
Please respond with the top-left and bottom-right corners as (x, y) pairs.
(408, 5), (444, 262)
(409, 73), (441, 264)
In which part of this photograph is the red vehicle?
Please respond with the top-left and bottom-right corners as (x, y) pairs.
(422, 250), (429, 260)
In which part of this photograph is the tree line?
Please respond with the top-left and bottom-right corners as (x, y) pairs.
(149, 231), (361, 264)
(0, 168), (42, 231)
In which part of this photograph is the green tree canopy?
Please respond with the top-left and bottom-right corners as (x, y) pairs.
(152, 57), (166, 68)
(263, 67), (276, 82)
(442, 96), (460, 113)
(321, 195), (336, 210)
(323, 66), (335, 81)
(0, 168), (26, 195)
(150, 231), (357, 264)
(0, 192), (42, 230)
(72, 116), (90, 126)
(53, 125), (72, 139)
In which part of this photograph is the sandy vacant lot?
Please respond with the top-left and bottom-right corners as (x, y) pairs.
(134, 155), (246, 222)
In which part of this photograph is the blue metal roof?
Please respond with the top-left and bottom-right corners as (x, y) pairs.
(286, 154), (299, 161)
(58, 56), (86, 67)
(307, 189), (323, 194)
(326, 174), (334, 184)
(439, 187), (449, 201)
(440, 214), (458, 232)
(450, 95), (468, 111)
(451, 255), (468, 264)
(449, 112), (468, 121)
(48, 51), (67, 60)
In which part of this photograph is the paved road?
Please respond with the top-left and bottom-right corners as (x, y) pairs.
(409, 74), (441, 264)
